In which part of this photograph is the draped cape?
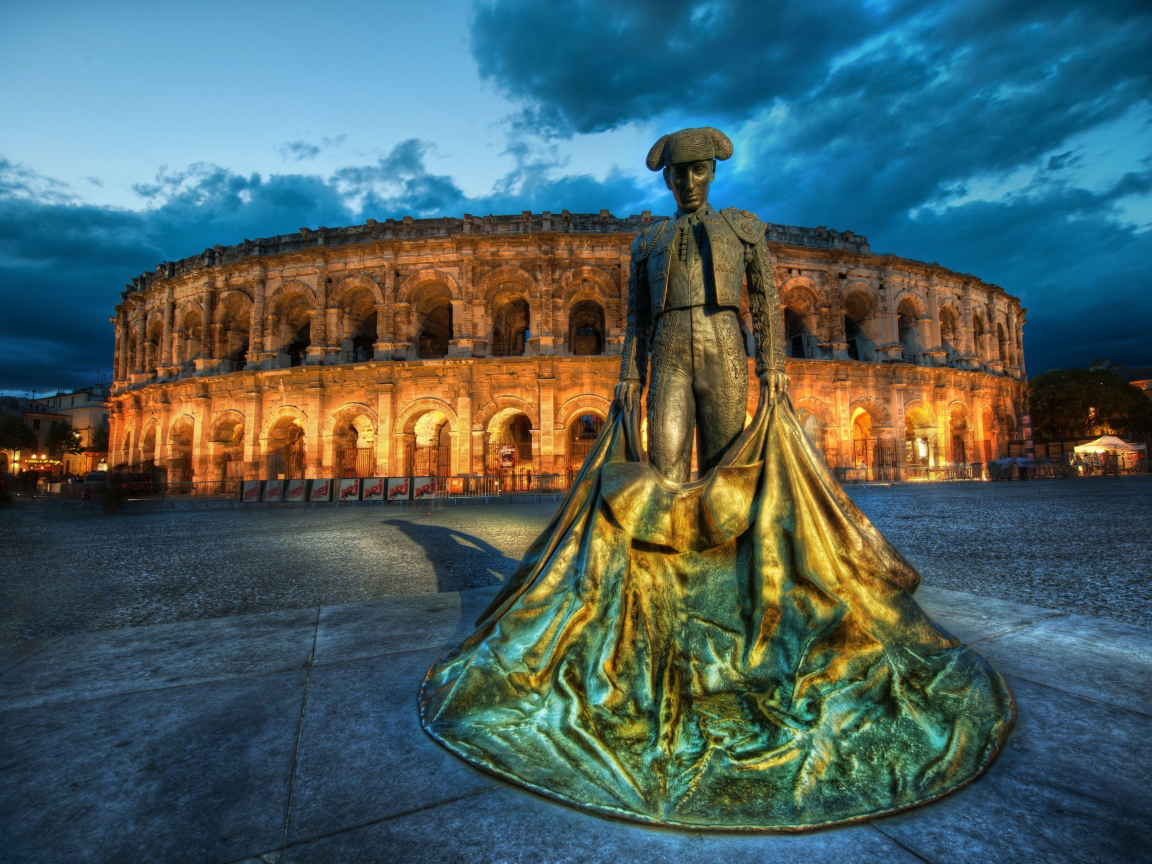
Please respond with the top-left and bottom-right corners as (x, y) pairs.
(419, 385), (1014, 831)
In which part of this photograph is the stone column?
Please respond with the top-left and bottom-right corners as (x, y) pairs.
(129, 400), (143, 466)
(304, 371), (324, 477)
(890, 382), (906, 468)
(538, 371), (555, 472)
(201, 279), (217, 360)
(112, 317), (123, 383)
(248, 273), (266, 369)
(243, 384), (262, 479)
(307, 267), (328, 365)
(376, 381), (395, 476)
(134, 312), (146, 374)
(192, 390), (210, 481)
(161, 290), (174, 367)
(456, 386), (473, 475)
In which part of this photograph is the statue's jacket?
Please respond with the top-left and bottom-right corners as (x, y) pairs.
(620, 205), (786, 385)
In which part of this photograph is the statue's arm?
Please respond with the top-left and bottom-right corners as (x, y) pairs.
(746, 236), (788, 393)
(619, 251), (649, 386)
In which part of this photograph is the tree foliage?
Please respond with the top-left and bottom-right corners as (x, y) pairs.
(45, 420), (82, 456)
(91, 424), (109, 453)
(1029, 370), (1152, 441)
(0, 416), (36, 452)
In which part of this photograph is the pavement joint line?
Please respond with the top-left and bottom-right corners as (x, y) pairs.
(866, 822), (935, 863)
(966, 612), (1066, 645)
(232, 783), (505, 863)
(0, 633), (67, 679)
(1000, 671), (1152, 718)
(279, 606), (322, 850)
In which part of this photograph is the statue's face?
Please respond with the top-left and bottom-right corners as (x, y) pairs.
(663, 159), (715, 212)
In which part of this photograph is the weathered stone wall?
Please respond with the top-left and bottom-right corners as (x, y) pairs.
(108, 212), (1027, 479)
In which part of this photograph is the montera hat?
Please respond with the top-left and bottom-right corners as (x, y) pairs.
(646, 127), (733, 171)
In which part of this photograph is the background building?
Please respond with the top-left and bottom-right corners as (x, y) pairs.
(107, 211), (1027, 483)
(0, 396), (67, 475)
(38, 383), (111, 473)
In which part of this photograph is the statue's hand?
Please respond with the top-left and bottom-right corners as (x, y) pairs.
(614, 379), (641, 414)
(760, 370), (790, 403)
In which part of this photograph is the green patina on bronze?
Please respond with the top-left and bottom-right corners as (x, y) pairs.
(419, 128), (1013, 831)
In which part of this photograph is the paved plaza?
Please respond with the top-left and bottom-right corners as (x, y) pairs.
(2, 476), (1150, 862)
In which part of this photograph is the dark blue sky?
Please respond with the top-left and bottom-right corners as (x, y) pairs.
(1, 0), (1149, 392)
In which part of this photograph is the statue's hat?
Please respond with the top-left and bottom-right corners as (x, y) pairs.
(646, 127), (733, 171)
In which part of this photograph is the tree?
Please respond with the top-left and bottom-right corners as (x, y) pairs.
(1030, 370), (1152, 441)
(45, 420), (82, 457)
(90, 424), (109, 453)
(0, 416), (36, 452)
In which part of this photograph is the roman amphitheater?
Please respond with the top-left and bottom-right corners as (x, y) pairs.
(107, 210), (1027, 485)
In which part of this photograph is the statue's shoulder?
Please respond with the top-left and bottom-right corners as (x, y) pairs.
(632, 217), (671, 260)
(719, 207), (767, 244)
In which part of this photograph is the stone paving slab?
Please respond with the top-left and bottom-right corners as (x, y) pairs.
(278, 784), (922, 864)
(0, 669), (308, 864)
(968, 613), (1152, 716)
(2, 585), (1149, 863)
(285, 649), (499, 844)
(0, 634), (62, 675)
(913, 584), (1062, 643)
(0, 606), (318, 711)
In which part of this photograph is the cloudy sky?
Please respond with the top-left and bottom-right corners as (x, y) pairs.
(1, 0), (1149, 393)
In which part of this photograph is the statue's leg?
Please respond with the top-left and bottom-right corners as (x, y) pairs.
(647, 310), (695, 483)
(692, 306), (749, 474)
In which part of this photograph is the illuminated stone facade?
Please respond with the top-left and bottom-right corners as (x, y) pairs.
(108, 211), (1027, 482)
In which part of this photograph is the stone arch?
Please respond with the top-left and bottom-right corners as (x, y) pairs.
(902, 399), (937, 427)
(139, 417), (161, 463)
(893, 290), (926, 317)
(778, 276), (823, 314)
(557, 266), (618, 304)
(330, 274), (384, 307)
(475, 265), (538, 303)
(209, 409), (247, 442)
(556, 394), (612, 430)
(793, 396), (836, 429)
(394, 397), (458, 435)
(849, 395), (891, 428)
(474, 395), (540, 432)
(840, 281), (880, 314)
(396, 269), (461, 304)
(947, 400), (970, 425)
(260, 405), (308, 442)
(213, 289), (253, 324)
(323, 401), (379, 437)
(266, 280), (317, 313)
(167, 413), (196, 444)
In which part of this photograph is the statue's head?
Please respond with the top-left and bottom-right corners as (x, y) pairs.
(646, 127), (733, 214)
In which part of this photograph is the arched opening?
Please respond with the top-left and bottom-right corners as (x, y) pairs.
(569, 300), (605, 356)
(168, 419), (194, 483)
(972, 315), (986, 362)
(333, 413), (376, 477)
(852, 410), (874, 468)
(273, 295), (312, 368)
(949, 406), (968, 464)
(218, 299), (251, 370)
(145, 320), (163, 375)
(897, 299), (920, 363)
(213, 417), (245, 480)
(177, 310), (203, 365)
(981, 405), (997, 462)
(904, 406), (936, 468)
(843, 292), (875, 362)
(120, 429), (133, 468)
(407, 411), (451, 476)
(485, 410), (533, 478)
(265, 416), (305, 479)
(566, 413), (604, 471)
(492, 298), (529, 357)
(784, 308), (814, 359)
(339, 290), (378, 363)
(796, 406), (827, 463)
(416, 291), (452, 359)
(996, 322), (1008, 365)
(141, 424), (158, 472)
(939, 307), (959, 364)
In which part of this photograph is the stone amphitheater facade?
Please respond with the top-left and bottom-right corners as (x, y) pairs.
(107, 210), (1027, 483)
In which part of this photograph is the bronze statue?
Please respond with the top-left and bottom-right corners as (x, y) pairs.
(420, 128), (1014, 831)
(616, 127), (787, 482)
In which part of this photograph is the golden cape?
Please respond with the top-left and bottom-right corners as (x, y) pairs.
(419, 385), (1014, 831)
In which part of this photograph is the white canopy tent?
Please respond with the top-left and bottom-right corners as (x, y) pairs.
(1073, 435), (1146, 454)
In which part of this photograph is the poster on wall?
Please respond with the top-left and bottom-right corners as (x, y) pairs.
(412, 477), (437, 500)
(387, 478), (410, 500)
(309, 478), (333, 502)
(284, 478), (307, 502)
(361, 478), (386, 501)
(262, 480), (285, 502)
(337, 478), (361, 501)
(499, 445), (516, 469)
(241, 480), (261, 503)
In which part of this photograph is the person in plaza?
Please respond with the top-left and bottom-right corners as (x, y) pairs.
(420, 128), (1014, 831)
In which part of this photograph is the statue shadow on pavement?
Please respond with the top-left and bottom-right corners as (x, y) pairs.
(381, 518), (519, 594)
